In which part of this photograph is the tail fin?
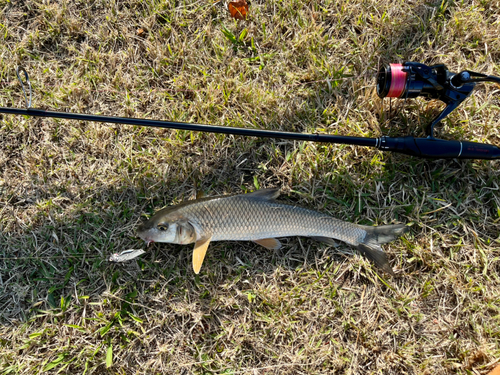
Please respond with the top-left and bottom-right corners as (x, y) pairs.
(357, 224), (407, 276)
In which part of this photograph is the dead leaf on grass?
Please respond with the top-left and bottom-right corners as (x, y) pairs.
(487, 365), (500, 375)
(228, 0), (248, 20)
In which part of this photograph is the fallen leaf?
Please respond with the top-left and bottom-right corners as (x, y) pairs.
(137, 28), (146, 37)
(228, 0), (248, 20)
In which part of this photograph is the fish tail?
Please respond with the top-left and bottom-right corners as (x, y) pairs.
(356, 224), (407, 275)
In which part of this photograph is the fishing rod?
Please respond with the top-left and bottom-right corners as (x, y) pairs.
(2, 64), (500, 160)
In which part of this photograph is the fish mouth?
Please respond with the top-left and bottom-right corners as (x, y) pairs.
(145, 239), (155, 247)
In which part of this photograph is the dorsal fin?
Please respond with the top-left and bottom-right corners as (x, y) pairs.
(244, 188), (280, 200)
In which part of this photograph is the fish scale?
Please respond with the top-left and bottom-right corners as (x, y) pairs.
(167, 194), (367, 245)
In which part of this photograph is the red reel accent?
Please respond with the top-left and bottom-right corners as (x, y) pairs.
(386, 63), (407, 98)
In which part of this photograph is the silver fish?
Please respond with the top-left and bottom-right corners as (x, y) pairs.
(136, 189), (406, 275)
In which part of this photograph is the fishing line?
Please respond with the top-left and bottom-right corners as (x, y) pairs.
(0, 73), (376, 96)
(380, 63), (407, 98)
(0, 255), (105, 261)
(0, 250), (145, 262)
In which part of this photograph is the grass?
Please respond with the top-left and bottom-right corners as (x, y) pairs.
(1, 0), (500, 373)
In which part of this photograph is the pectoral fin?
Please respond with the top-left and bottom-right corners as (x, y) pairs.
(192, 236), (212, 274)
(253, 238), (282, 250)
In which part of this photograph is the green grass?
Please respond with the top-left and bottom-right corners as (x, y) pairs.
(1, 0), (500, 374)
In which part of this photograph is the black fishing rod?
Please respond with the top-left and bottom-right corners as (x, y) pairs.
(2, 64), (500, 160)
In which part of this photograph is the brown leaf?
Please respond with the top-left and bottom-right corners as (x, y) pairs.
(487, 365), (500, 375)
(228, 0), (248, 20)
(136, 28), (146, 37)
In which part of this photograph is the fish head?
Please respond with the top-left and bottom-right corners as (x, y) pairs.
(137, 208), (197, 245)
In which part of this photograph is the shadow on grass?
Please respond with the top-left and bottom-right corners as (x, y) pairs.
(2, 140), (498, 326)
(0, 0), (494, 327)
(2, 1), (500, 374)
(0, 179), (391, 325)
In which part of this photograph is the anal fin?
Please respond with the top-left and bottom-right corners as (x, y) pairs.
(192, 236), (212, 274)
(311, 236), (339, 247)
(253, 238), (282, 250)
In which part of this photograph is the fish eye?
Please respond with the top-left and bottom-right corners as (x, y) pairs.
(157, 223), (169, 231)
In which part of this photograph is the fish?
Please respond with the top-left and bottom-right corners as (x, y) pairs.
(136, 189), (407, 275)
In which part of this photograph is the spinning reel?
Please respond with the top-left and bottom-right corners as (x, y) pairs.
(376, 62), (500, 154)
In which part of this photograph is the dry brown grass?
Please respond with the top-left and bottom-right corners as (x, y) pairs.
(1, 0), (500, 374)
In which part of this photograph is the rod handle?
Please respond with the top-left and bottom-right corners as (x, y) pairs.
(378, 136), (500, 160)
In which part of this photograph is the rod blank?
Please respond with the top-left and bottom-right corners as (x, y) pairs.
(0, 107), (378, 147)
